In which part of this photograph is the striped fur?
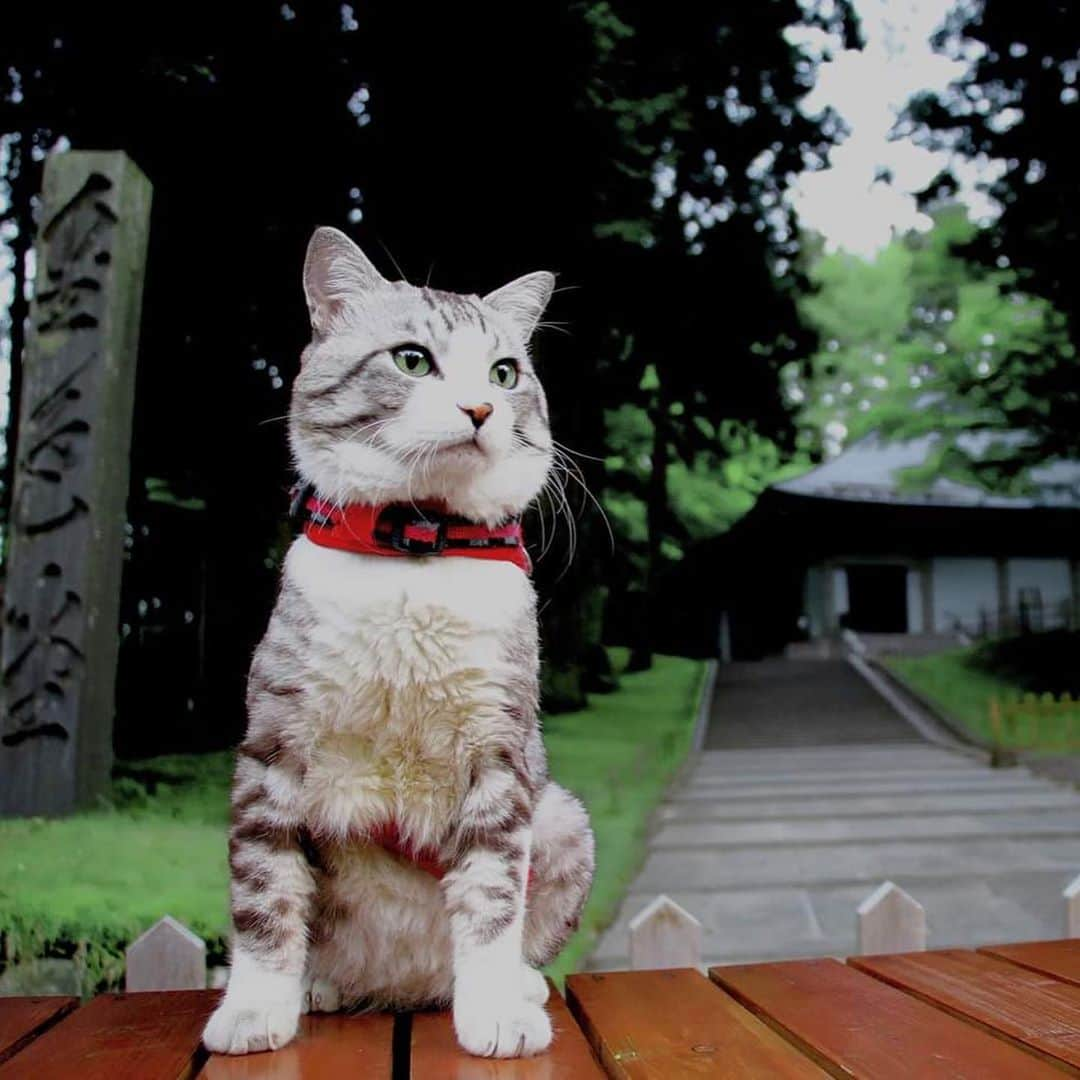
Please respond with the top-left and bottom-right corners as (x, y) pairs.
(203, 229), (594, 1059)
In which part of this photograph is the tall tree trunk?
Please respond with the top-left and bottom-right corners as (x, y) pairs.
(2, 132), (38, 555)
(628, 385), (669, 672)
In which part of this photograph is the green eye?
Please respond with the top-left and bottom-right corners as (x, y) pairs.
(490, 359), (520, 389)
(392, 344), (434, 377)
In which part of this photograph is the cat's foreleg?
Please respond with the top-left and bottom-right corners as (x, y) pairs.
(203, 756), (315, 1055)
(444, 768), (551, 1058)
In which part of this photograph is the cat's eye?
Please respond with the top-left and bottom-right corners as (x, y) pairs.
(392, 344), (434, 377)
(490, 359), (520, 389)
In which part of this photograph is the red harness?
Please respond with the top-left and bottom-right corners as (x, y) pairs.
(297, 490), (532, 575)
(291, 486), (533, 882)
(367, 820), (535, 889)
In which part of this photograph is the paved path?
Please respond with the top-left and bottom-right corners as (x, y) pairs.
(705, 659), (921, 748)
(591, 661), (1080, 969)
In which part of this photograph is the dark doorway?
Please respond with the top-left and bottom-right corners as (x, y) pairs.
(845, 564), (908, 633)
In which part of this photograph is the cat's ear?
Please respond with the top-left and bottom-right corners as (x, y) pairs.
(303, 226), (387, 334)
(483, 271), (555, 339)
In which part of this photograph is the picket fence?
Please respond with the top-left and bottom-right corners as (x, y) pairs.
(990, 693), (1080, 752)
(124, 872), (1080, 990)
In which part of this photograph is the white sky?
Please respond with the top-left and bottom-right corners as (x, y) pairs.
(789, 0), (998, 256)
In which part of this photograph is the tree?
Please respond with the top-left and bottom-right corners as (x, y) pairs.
(902, 0), (1080, 477)
(792, 205), (1071, 492)
(582, 0), (857, 667)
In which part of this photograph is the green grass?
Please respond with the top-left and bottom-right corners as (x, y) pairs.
(542, 649), (706, 983)
(887, 646), (1080, 753)
(0, 651), (704, 993)
(886, 648), (1019, 744)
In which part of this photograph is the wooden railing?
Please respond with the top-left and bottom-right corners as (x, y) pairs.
(989, 693), (1080, 752)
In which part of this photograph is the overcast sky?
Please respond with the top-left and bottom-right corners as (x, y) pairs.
(790, 0), (996, 256)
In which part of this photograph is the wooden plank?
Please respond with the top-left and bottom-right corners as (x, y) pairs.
(980, 939), (1080, 988)
(0, 989), (213, 1080)
(850, 949), (1080, 1073)
(567, 969), (827, 1078)
(0, 997), (77, 1066)
(410, 983), (602, 1078)
(712, 957), (1059, 1079)
(200, 1011), (394, 1079)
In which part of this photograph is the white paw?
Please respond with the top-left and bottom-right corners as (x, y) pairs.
(202, 998), (300, 1055)
(302, 977), (342, 1014)
(454, 993), (552, 1058)
(521, 966), (550, 1005)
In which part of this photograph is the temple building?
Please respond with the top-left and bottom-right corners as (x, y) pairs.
(720, 433), (1080, 658)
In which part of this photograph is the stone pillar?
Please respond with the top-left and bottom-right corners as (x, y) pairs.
(0, 151), (152, 816)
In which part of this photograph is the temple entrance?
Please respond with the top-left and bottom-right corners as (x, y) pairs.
(845, 563), (909, 633)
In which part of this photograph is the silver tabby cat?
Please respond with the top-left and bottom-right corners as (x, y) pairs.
(202, 228), (595, 1059)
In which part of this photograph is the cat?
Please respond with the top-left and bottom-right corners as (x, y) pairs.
(202, 227), (595, 1059)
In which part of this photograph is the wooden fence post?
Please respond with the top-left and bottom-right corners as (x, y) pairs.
(629, 895), (702, 970)
(1066, 875), (1080, 938)
(125, 916), (206, 992)
(857, 882), (927, 955)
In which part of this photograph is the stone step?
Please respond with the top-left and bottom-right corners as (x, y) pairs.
(696, 744), (964, 765)
(670, 776), (1054, 802)
(632, 835), (1080, 892)
(686, 767), (999, 789)
(590, 869), (1074, 966)
(695, 747), (974, 771)
(652, 810), (1080, 849)
(657, 788), (1080, 822)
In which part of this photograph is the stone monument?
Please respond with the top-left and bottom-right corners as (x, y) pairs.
(0, 150), (152, 815)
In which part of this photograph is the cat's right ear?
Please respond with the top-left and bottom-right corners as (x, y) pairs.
(303, 227), (386, 335)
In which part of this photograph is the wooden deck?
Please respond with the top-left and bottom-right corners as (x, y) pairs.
(4, 940), (1080, 1076)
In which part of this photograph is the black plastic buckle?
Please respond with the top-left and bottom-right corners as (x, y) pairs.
(380, 506), (448, 555)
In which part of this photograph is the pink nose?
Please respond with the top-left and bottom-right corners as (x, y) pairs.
(459, 402), (494, 430)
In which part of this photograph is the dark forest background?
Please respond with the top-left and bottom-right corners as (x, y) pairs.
(2, 1), (1077, 757)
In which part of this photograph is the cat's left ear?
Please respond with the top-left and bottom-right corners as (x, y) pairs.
(304, 226), (387, 335)
(483, 271), (555, 339)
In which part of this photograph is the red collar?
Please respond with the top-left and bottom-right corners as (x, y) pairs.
(297, 490), (532, 575)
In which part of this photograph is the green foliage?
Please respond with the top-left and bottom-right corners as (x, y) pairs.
(793, 206), (1073, 484)
(888, 634), (1080, 751)
(907, 2), (1080, 469)
(602, 401), (807, 570)
(886, 648), (1023, 745)
(0, 655), (704, 994)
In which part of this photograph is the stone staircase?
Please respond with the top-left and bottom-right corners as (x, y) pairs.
(590, 741), (1080, 970)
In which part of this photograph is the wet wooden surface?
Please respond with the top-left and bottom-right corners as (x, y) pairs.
(411, 982), (603, 1078)
(0, 997), (77, 1066)
(850, 948), (1080, 1072)
(5, 941), (1080, 1076)
(199, 1010), (395, 1078)
(567, 968), (827, 1078)
(713, 956), (1061, 1078)
(0, 990), (213, 1079)
(980, 937), (1080, 987)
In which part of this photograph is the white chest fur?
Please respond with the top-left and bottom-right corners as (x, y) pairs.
(282, 538), (534, 845)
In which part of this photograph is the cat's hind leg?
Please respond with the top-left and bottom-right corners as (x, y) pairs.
(302, 975), (342, 1014)
(523, 781), (595, 969)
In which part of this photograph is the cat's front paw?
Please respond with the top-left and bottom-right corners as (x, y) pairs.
(202, 998), (300, 1055)
(521, 966), (550, 1005)
(453, 990), (552, 1058)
